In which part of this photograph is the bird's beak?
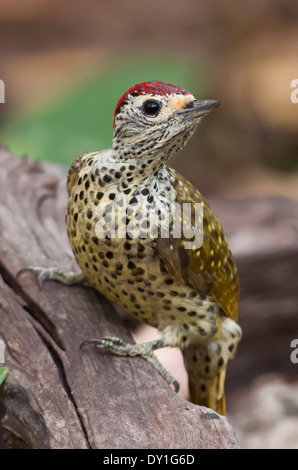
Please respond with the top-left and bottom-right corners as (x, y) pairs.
(177, 99), (222, 119)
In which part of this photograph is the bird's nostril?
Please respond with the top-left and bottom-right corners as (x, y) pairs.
(185, 101), (195, 109)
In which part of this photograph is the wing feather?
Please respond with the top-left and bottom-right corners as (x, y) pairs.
(155, 167), (239, 321)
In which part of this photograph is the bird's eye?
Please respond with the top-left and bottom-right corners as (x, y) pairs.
(143, 100), (161, 116)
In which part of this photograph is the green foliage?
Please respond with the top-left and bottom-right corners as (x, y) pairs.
(0, 367), (8, 387)
(0, 55), (205, 167)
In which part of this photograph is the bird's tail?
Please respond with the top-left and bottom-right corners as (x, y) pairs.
(183, 317), (242, 415)
(182, 342), (228, 416)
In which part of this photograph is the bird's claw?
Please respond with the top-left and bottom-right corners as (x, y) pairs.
(17, 266), (91, 288)
(171, 379), (180, 394)
(81, 336), (180, 393)
(80, 337), (122, 349)
(17, 266), (52, 288)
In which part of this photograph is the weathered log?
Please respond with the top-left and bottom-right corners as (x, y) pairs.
(0, 148), (239, 449)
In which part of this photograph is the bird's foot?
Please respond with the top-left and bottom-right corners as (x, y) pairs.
(18, 266), (92, 288)
(81, 336), (180, 393)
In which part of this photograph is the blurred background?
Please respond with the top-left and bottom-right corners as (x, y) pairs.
(0, 0), (298, 448)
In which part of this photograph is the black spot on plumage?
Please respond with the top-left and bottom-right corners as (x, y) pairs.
(127, 261), (136, 270)
(187, 311), (196, 317)
(133, 267), (145, 276)
(156, 291), (165, 298)
(129, 196), (138, 205)
(103, 174), (112, 183)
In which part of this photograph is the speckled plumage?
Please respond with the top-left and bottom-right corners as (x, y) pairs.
(66, 81), (242, 414)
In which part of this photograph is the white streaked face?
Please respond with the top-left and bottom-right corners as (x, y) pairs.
(113, 93), (202, 154)
(114, 93), (195, 132)
(112, 81), (220, 161)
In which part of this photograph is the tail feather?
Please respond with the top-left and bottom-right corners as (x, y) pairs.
(182, 317), (242, 415)
(182, 343), (227, 416)
(187, 367), (226, 415)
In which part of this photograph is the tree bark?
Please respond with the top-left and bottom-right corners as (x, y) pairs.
(0, 148), (239, 449)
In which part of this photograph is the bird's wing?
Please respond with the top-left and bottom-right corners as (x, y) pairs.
(155, 167), (239, 322)
(67, 153), (87, 196)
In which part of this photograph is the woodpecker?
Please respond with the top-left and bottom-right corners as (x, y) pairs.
(25, 81), (242, 415)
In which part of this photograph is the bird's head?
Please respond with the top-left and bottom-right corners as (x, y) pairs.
(112, 80), (221, 163)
